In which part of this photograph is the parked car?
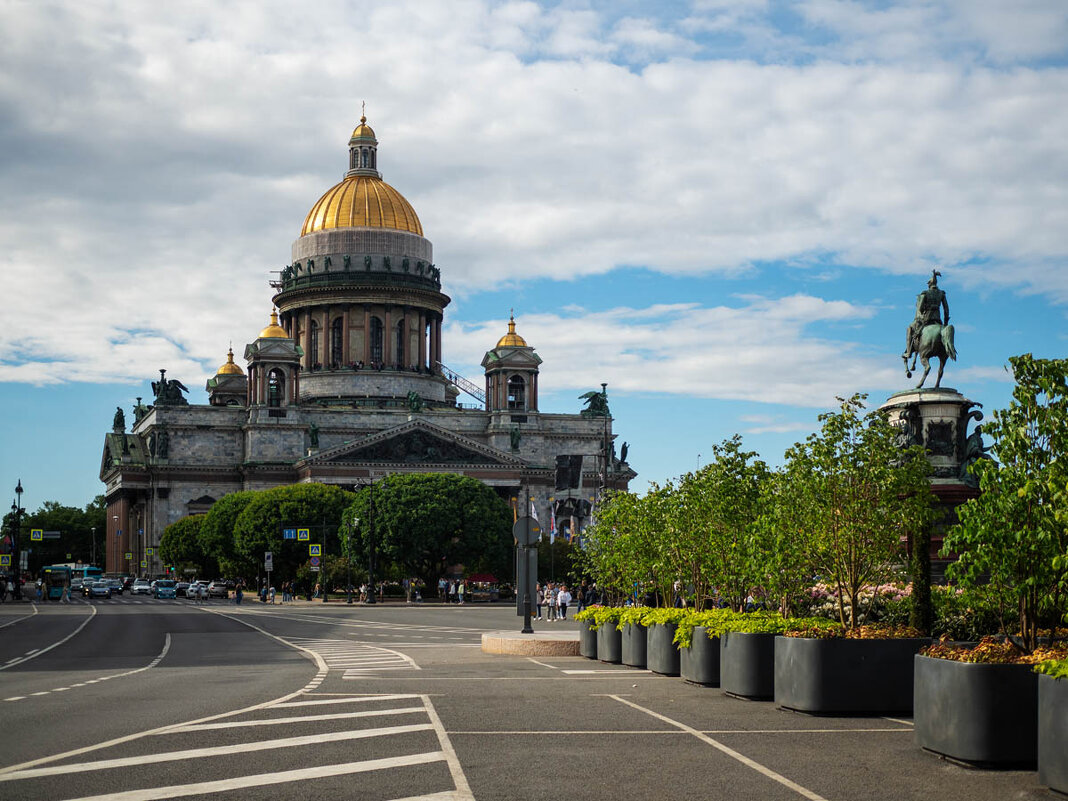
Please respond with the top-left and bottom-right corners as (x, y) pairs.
(131, 579), (152, 596)
(153, 579), (177, 599)
(87, 580), (113, 599)
(207, 581), (230, 599)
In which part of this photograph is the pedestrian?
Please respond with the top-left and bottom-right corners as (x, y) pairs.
(438, 577), (447, 603)
(535, 583), (543, 620)
(545, 583), (557, 622)
(557, 585), (572, 620)
(268, 585), (276, 604)
(458, 580), (465, 605)
(235, 583), (243, 605)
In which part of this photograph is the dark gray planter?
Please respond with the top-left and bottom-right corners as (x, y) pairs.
(579, 620), (597, 659)
(621, 622), (647, 668)
(680, 626), (719, 685)
(1039, 673), (1068, 792)
(646, 622), (680, 676)
(914, 655), (1038, 767)
(597, 622), (622, 664)
(721, 631), (776, 700)
(775, 636), (929, 715)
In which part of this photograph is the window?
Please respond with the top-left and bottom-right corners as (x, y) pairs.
(370, 317), (383, 364)
(395, 319), (405, 367)
(331, 317), (343, 367)
(361, 149), (368, 167)
(267, 369), (285, 407)
(508, 375), (525, 410)
(310, 320), (320, 367)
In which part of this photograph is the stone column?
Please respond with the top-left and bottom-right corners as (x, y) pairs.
(384, 306), (393, 367)
(342, 306), (350, 366)
(419, 310), (427, 370)
(363, 305), (371, 364)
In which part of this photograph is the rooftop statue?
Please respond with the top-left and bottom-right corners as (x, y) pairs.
(579, 385), (610, 418)
(152, 369), (190, 406)
(902, 270), (956, 388)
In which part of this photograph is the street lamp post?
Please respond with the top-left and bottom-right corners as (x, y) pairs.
(90, 527), (96, 567)
(344, 514), (353, 604)
(10, 480), (23, 600)
(366, 478), (376, 604)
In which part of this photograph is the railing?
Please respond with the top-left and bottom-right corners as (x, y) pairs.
(435, 361), (486, 406)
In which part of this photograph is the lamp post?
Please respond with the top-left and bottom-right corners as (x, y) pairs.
(366, 478), (376, 604)
(112, 514), (119, 574)
(10, 480), (23, 599)
(344, 514), (354, 604)
(90, 527), (96, 567)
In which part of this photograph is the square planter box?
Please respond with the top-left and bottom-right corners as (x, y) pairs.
(579, 620), (597, 659)
(680, 626), (720, 686)
(775, 636), (928, 715)
(597, 622), (622, 664)
(621, 622), (648, 668)
(1039, 673), (1068, 792)
(647, 622), (680, 676)
(720, 631), (776, 700)
(914, 654), (1038, 768)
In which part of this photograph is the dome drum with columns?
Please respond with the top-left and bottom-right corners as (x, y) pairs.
(99, 114), (634, 578)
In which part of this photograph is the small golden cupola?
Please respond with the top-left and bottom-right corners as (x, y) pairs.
(258, 309), (289, 339)
(496, 313), (528, 348)
(216, 346), (244, 376)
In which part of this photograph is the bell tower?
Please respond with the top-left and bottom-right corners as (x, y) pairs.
(482, 313), (541, 413)
(244, 310), (302, 411)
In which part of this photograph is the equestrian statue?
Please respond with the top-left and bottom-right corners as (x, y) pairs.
(903, 270), (956, 388)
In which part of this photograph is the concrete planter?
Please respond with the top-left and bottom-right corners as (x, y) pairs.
(720, 631), (776, 700)
(914, 655), (1037, 767)
(621, 622), (648, 668)
(578, 620), (597, 659)
(597, 623), (622, 664)
(775, 636), (929, 715)
(1039, 673), (1068, 792)
(680, 626), (720, 686)
(646, 622), (680, 676)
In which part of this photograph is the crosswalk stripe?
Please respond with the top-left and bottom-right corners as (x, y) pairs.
(274, 693), (421, 708)
(0, 724), (435, 781)
(56, 751), (449, 801)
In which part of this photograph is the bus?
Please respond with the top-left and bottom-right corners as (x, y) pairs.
(52, 564), (102, 582)
(40, 565), (72, 600)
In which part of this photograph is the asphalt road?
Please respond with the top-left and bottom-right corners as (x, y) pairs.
(0, 596), (1056, 800)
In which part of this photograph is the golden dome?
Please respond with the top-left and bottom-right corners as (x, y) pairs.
(350, 115), (376, 140)
(217, 347), (244, 376)
(300, 175), (423, 237)
(258, 310), (289, 339)
(496, 314), (528, 348)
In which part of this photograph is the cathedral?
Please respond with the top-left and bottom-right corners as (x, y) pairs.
(100, 116), (634, 576)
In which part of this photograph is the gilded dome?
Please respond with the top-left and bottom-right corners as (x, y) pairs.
(217, 347), (244, 375)
(300, 175), (423, 237)
(350, 115), (376, 140)
(258, 310), (289, 339)
(496, 314), (528, 348)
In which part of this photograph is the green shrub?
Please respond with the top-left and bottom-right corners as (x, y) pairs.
(1035, 658), (1068, 679)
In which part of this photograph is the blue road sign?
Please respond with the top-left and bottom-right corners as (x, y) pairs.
(297, 528), (310, 541)
(309, 544), (321, 556)
(283, 528), (297, 540)
(309, 556), (320, 567)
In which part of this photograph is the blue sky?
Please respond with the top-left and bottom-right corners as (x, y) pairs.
(2, 0), (1067, 511)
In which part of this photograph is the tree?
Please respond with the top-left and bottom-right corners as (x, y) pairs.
(944, 354), (1068, 652)
(580, 489), (655, 605)
(16, 498), (108, 571)
(752, 469), (814, 617)
(344, 473), (510, 593)
(784, 394), (934, 629)
(199, 491), (258, 578)
(233, 484), (355, 583)
(159, 515), (205, 575)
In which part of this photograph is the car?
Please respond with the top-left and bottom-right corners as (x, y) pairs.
(70, 578), (84, 596)
(207, 581), (231, 599)
(153, 579), (177, 599)
(87, 580), (112, 599)
(131, 579), (152, 595)
(175, 581), (191, 598)
(107, 578), (124, 594)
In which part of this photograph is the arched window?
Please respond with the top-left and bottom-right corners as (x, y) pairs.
(370, 317), (383, 365)
(371, 150), (376, 169)
(508, 375), (526, 410)
(331, 317), (343, 367)
(310, 320), (320, 368)
(395, 319), (405, 367)
(361, 148), (368, 167)
(267, 369), (285, 407)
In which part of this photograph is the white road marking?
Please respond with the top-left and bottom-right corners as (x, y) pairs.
(0, 723), (435, 781)
(0, 606), (38, 629)
(608, 695), (831, 801)
(422, 694), (475, 801)
(55, 751), (449, 801)
(3, 696), (26, 701)
(883, 717), (914, 726)
(164, 706), (426, 732)
(274, 693), (421, 708)
(0, 604), (96, 671)
(562, 669), (648, 675)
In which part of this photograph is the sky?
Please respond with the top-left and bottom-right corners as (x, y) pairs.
(2, 0), (1067, 512)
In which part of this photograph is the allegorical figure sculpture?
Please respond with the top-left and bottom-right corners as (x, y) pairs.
(579, 384), (610, 418)
(152, 369), (190, 406)
(113, 406), (126, 431)
(902, 270), (956, 388)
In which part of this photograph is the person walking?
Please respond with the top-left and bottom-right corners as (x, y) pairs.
(535, 583), (543, 620)
(458, 579), (466, 605)
(557, 585), (572, 620)
(545, 583), (557, 622)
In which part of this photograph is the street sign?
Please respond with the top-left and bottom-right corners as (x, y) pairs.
(310, 566), (320, 572)
(297, 528), (310, 541)
(66, 553), (72, 560)
(0, 555), (10, 567)
(116, 529), (122, 538)
(264, 551), (273, 570)
(283, 528), (296, 540)
(146, 548), (154, 556)
(140, 560), (147, 568)
(310, 556), (320, 567)
(512, 516), (541, 546)
(309, 544), (321, 556)
(43, 531), (61, 539)
(30, 529), (43, 541)
(125, 552), (132, 560)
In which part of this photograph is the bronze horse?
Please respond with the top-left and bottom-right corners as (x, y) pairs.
(904, 323), (956, 388)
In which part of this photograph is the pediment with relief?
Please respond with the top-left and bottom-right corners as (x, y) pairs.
(310, 420), (521, 467)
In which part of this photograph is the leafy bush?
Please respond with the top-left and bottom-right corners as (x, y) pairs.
(574, 605), (624, 631)
(923, 637), (1068, 665)
(1035, 658), (1068, 679)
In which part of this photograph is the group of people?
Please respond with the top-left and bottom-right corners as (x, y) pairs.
(438, 578), (467, 604)
(535, 582), (576, 621)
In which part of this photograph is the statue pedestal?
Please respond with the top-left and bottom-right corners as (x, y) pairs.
(880, 387), (983, 574)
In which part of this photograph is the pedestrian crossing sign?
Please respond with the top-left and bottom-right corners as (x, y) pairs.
(125, 552), (132, 560)
(309, 544), (321, 556)
(146, 548), (154, 556)
(0, 555), (10, 566)
(297, 528), (310, 541)
(140, 560), (147, 568)
(31, 529), (43, 541)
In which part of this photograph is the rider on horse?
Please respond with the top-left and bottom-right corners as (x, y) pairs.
(904, 270), (950, 360)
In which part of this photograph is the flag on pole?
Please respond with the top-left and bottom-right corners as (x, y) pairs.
(529, 499), (538, 522)
(549, 503), (556, 544)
